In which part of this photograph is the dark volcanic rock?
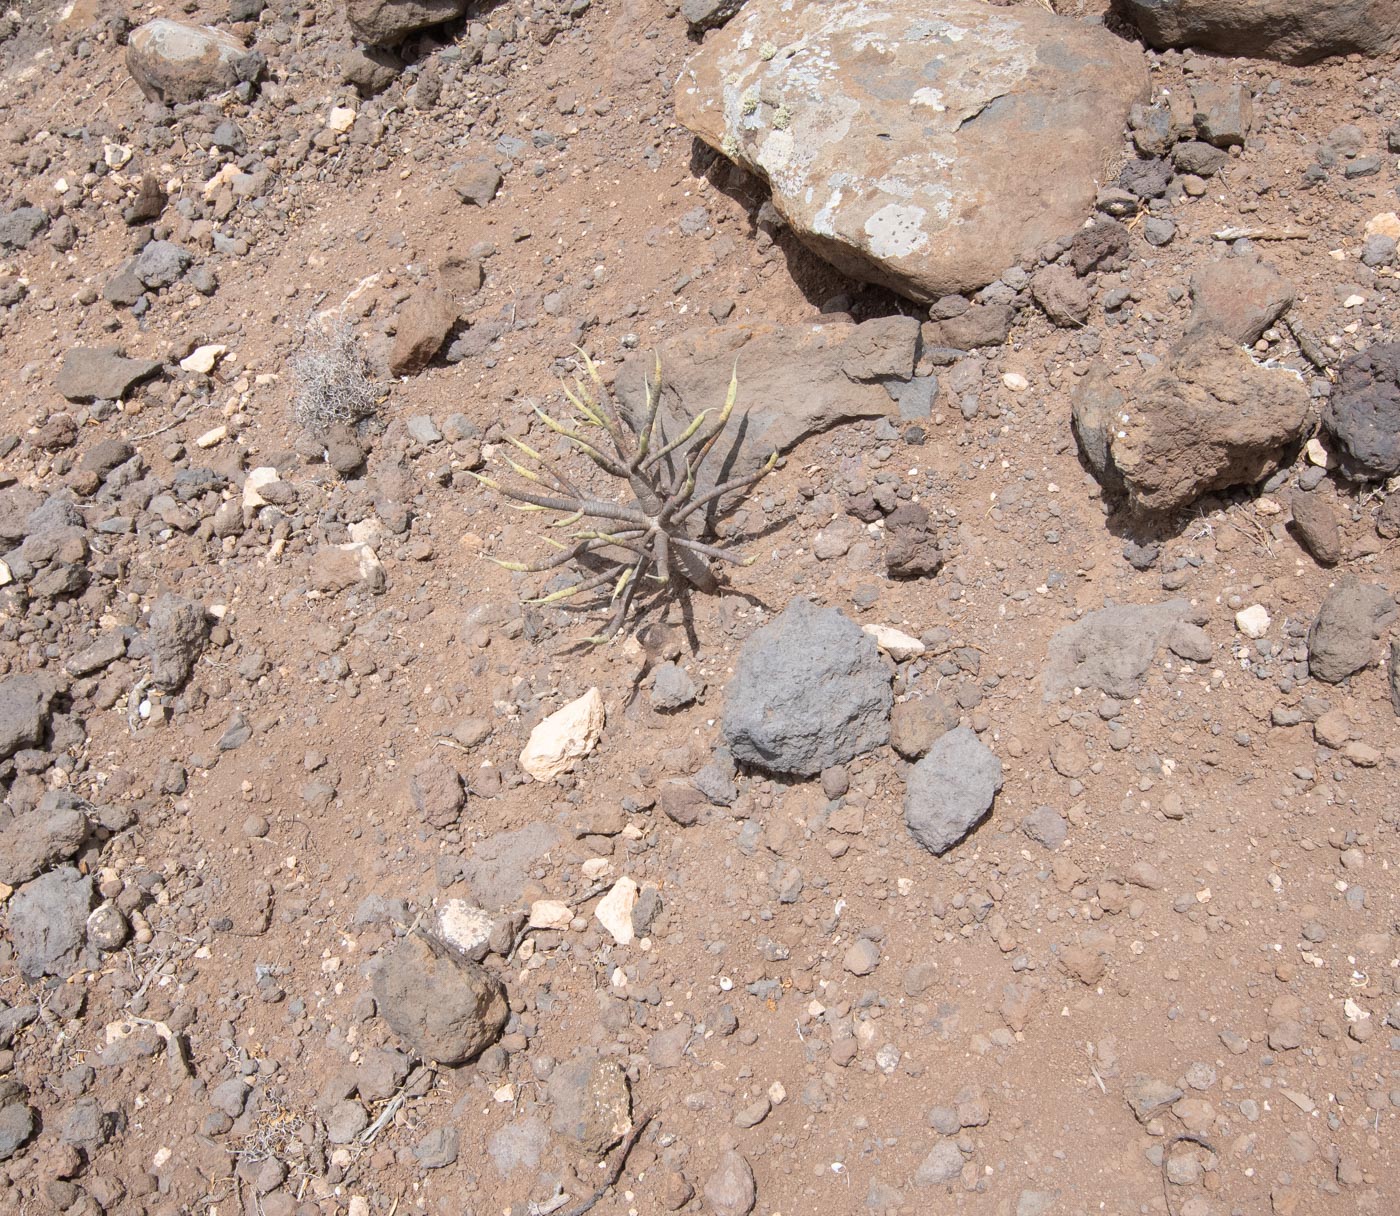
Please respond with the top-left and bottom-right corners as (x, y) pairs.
(9, 866), (94, 978)
(1324, 343), (1400, 478)
(0, 675), (58, 760)
(146, 594), (208, 689)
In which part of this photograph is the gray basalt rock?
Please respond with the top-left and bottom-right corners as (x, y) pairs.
(723, 598), (892, 777)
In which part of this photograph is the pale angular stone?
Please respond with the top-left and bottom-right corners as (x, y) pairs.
(862, 624), (924, 661)
(519, 688), (605, 782)
(594, 877), (639, 946)
(529, 900), (573, 931)
(1235, 605), (1271, 639)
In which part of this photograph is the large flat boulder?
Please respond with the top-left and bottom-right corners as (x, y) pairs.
(1112, 0), (1400, 65)
(614, 317), (918, 488)
(675, 0), (1148, 302)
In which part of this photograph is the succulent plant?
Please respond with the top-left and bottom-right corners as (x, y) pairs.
(475, 353), (777, 641)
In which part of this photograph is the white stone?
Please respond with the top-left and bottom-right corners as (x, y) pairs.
(180, 343), (227, 374)
(194, 425), (227, 449)
(1002, 372), (1030, 392)
(1305, 437), (1332, 467)
(862, 624), (924, 661)
(594, 876), (639, 945)
(528, 899), (572, 931)
(348, 518), (386, 547)
(327, 106), (357, 133)
(519, 687), (605, 782)
(1365, 211), (1400, 240)
(243, 466), (279, 509)
(437, 900), (492, 954)
(1235, 605), (1270, 639)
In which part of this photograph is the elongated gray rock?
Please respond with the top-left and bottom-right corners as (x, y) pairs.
(675, 0), (1148, 301)
(1112, 0), (1400, 65)
(55, 348), (161, 403)
(723, 598), (892, 776)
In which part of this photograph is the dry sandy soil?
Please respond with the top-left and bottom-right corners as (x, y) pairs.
(0, 2), (1397, 1216)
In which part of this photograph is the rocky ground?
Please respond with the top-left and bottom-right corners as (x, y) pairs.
(0, 2), (1398, 1215)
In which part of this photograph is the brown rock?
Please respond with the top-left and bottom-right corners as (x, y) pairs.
(1113, 0), (1400, 65)
(372, 933), (508, 1065)
(1186, 254), (1294, 345)
(1111, 334), (1311, 512)
(924, 303), (1015, 351)
(1288, 490), (1342, 566)
(310, 542), (386, 593)
(126, 20), (264, 105)
(1031, 265), (1091, 328)
(615, 317), (917, 487)
(452, 160), (503, 206)
(409, 759), (465, 829)
(389, 286), (457, 377)
(702, 1149), (756, 1216)
(346, 0), (469, 47)
(884, 502), (943, 579)
(889, 694), (956, 759)
(676, 0), (1148, 301)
